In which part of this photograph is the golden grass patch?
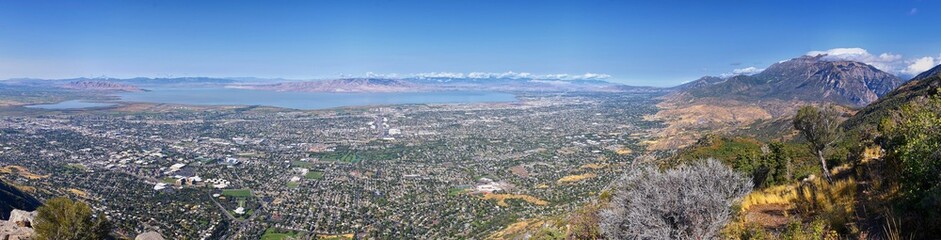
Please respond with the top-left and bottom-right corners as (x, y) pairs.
(579, 163), (607, 170)
(615, 148), (633, 155)
(481, 193), (549, 207)
(741, 184), (798, 212)
(319, 233), (354, 239)
(0, 165), (49, 179)
(557, 173), (597, 184)
(487, 219), (547, 240)
(69, 188), (88, 198)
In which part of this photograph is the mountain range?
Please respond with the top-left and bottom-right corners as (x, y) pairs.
(674, 55), (904, 107)
(0, 53), (928, 105)
(1, 76), (652, 93)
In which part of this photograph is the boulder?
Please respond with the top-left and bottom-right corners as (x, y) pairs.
(8, 210), (35, 228)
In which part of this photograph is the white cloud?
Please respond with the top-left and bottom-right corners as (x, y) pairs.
(732, 67), (763, 75)
(902, 56), (941, 76)
(806, 48), (903, 73)
(467, 71), (534, 79)
(802, 48), (941, 76)
(807, 47), (870, 57)
(367, 71), (611, 80)
(366, 72), (400, 78)
(414, 72), (465, 78)
(540, 73), (612, 80)
(720, 66), (764, 77)
(806, 48), (908, 73)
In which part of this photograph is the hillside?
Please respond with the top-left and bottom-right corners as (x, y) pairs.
(0, 180), (41, 220)
(844, 64), (941, 129)
(650, 54), (906, 150)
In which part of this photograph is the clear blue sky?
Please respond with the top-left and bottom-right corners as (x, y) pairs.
(1, 0), (939, 86)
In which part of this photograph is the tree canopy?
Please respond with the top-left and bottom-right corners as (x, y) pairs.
(33, 197), (112, 240)
(794, 105), (842, 182)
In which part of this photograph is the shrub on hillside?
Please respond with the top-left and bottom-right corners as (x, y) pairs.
(600, 159), (752, 239)
(877, 87), (941, 235)
(33, 197), (112, 240)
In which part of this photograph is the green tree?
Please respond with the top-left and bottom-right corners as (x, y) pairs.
(763, 142), (792, 186)
(33, 197), (112, 240)
(878, 88), (941, 206)
(794, 105), (842, 182)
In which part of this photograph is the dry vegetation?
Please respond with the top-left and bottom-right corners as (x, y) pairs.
(579, 163), (607, 170)
(0, 165), (49, 179)
(480, 193), (549, 207)
(69, 188), (89, 198)
(647, 95), (810, 150)
(318, 233), (354, 239)
(556, 173), (597, 184)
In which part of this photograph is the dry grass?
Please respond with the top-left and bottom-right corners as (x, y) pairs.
(794, 178), (857, 232)
(647, 102), (773, 150)
(735, 177), (859, 237)
(69, 188), (89, 198)
(8, 182), (36, 193)
(615, 148), (633, 155)
(579, 163), (607, 170)
(860, 146), (883, 164)
(487, 219), (547, 240)
(741, 184), (798, 212)
(319, 233), (354, 239)
(0, 165), (49, 179)
(481, 193), (549, 207)
(557, 173), (597, 184)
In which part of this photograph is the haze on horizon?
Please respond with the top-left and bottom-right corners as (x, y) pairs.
(1, 0), (940, 86)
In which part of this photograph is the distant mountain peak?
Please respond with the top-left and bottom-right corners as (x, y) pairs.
(675, 54), (904, 107)
(913, 64), (941, 81)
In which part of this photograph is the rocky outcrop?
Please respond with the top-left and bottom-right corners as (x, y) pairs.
(8, 210), (35, 228)
(0, 209), (36, 240)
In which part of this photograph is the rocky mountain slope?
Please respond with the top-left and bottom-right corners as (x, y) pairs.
(650, 54), (906, 150)
(844, 64), (941, 129)
(680, 55), (903, 107)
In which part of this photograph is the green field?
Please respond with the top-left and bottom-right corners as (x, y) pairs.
(319, 152), (358, 163)
(291, 161), (314, 168)
(305, 171), (324, 180)
(286, 182), (299, 188)
(222, 189), (252, 197)
(261, 228), (299, 240)
(65, 163), (87, 171)
(161, 177), (177, 184)
(448, 187), (469, 196)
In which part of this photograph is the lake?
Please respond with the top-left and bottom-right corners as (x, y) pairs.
(114, 88), (517, 110)
(26, 100), (117, 110)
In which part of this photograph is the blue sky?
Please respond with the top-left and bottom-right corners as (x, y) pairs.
(1, 0), (939, 86)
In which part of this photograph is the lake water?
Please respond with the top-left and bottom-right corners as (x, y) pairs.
(26, 100), (117, 109)
(114, 88), (517, 110)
